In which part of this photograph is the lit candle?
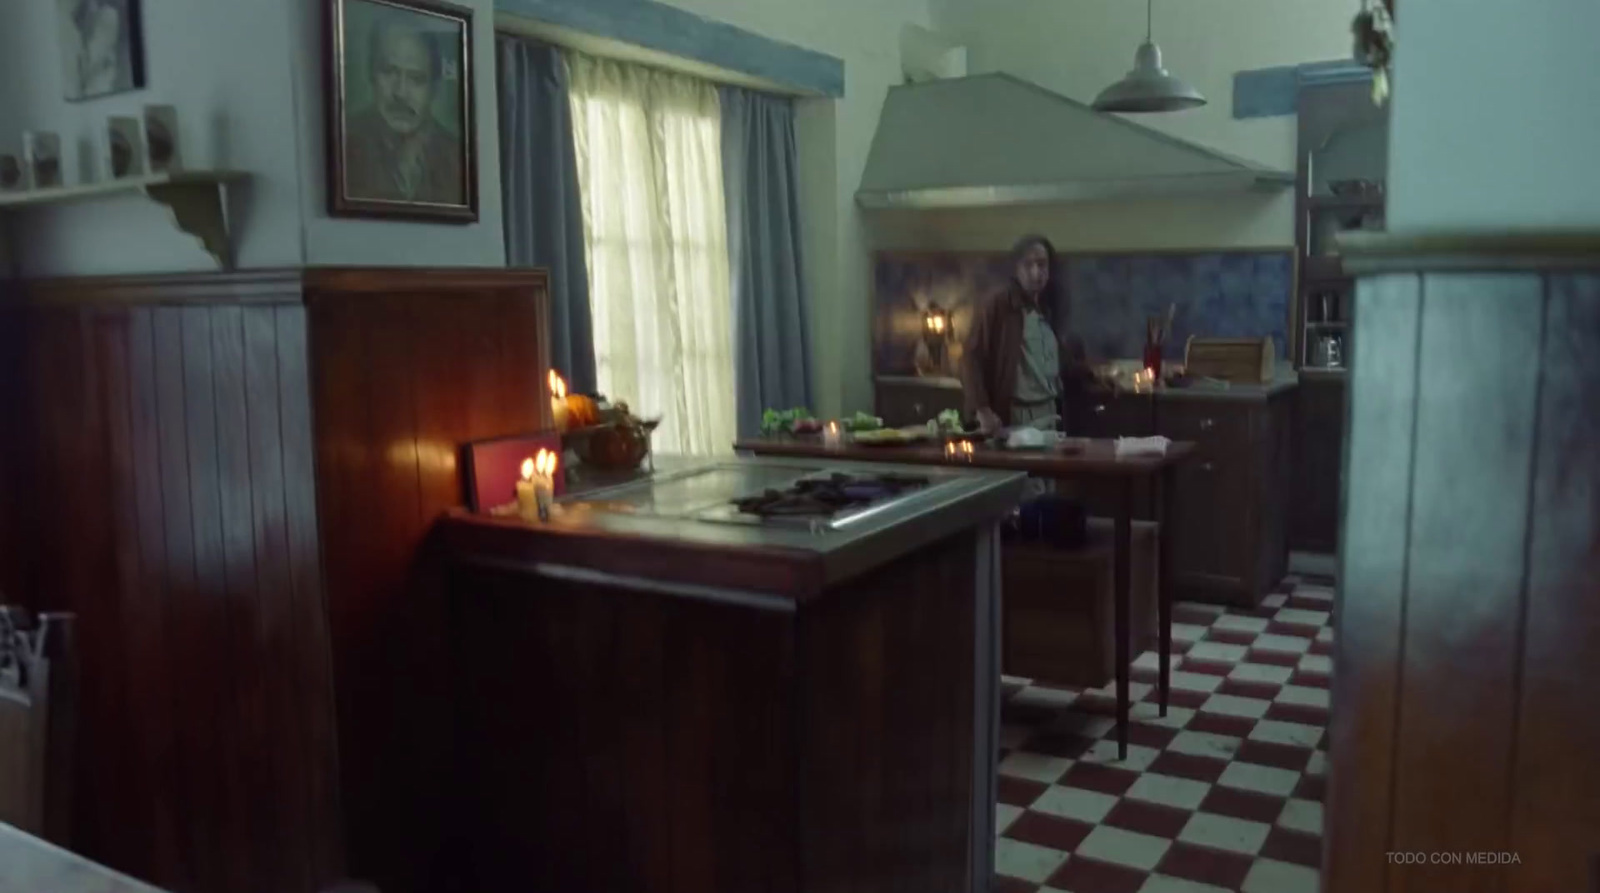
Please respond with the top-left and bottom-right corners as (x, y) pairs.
(548, 370), (570, 432)
(823, 420), (842, 449)
(515, 457), (538, 519)
(533, 449), (557, 520)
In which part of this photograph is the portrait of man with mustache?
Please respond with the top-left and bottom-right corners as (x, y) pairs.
(342, 9), (465, 207)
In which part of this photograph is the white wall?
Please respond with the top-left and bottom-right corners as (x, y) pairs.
(657, 0), (937, 418)
(1387, 0), (1600, 230)
(288, 0), (507, 266)
(0, 0), (508, 278)
(0, 0), (305, 277)
(913, 0), (1360, 252)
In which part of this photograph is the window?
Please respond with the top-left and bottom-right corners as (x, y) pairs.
(566, 51), (736, 457)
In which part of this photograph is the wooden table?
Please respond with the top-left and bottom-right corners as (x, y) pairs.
(735, 436), (1197, 760)
(0, 823), (171, 893)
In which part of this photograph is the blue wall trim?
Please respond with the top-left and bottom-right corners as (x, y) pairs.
(1232, 59), (1373, 119)
(496, 0), (845, 97)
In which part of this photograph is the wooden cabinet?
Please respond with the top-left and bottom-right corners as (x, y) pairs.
(1069, 386), (1293, 607)
(873, 376), (964, 427)
(1155, 393), (1293, 607)
(1292, 375), (1346, 552)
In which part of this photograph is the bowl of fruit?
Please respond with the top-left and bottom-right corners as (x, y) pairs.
(565, 399), (660, 471)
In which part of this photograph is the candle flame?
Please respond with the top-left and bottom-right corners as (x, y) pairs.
(547, 370), (567, 401)
(827, 421), (839, 433)
(535, 448), (558, 477)
(520, 457), (535, 481)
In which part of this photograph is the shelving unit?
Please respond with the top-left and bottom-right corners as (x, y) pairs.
(1293, 81), (1389, 372)
(0, 170), (249, 269)
(1289, 76), (1389, 556)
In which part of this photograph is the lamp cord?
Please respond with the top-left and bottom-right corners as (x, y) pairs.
(1146, 0), (1153, 41)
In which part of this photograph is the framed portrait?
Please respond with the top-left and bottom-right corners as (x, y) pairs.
(58, 0), (147, 101)
(326, 0), (478, 222)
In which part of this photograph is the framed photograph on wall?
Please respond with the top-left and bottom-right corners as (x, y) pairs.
(59, 0), (147, 101)
(326, 0), (478, 222)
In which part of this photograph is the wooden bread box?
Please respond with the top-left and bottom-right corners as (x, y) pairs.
(1183, 336), (1276, 384)
(1002, 518), (1159, 690)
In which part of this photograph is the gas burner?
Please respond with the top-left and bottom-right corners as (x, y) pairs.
(733, 472), (930, 519)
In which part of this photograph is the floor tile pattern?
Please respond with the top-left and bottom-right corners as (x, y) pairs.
(994, 577), (1333, 893)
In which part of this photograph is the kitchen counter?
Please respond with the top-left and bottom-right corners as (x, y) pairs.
(1098, 369), (1301, 402)
(440, 454), (1024, 600)
(443, 454), (1023, 893)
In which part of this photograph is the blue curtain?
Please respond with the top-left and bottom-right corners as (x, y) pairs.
(498, 36), (597, 396)
(719, 86), (813, 438)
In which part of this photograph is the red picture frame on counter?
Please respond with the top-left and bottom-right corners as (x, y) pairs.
(461, 431), (565, 513)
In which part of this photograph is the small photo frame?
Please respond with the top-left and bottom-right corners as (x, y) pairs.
(143, 104), (180, 173)
(0, 156), (22, 192)
(326, 0), (478, 223)
(23, 133), (63, 189)
(106, 115), (144, 179)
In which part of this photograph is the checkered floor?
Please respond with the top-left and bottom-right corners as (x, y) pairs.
(993, 576), (1334, 893)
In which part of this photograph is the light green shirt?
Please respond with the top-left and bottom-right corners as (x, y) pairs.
(1014, 308), (1060, 404)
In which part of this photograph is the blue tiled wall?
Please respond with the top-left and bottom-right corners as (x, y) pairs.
(873, 249), (1294, 375)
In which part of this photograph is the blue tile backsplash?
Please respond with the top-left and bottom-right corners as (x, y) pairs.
(873, 249), (1293, 376)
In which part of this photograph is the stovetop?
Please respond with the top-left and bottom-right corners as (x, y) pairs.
(731, 471), (930, 519)
(558, 462), (955, 533)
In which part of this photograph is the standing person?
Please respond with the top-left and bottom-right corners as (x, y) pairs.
(960, 234), (1091, 435)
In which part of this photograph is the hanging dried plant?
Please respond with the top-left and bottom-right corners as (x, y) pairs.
(1353, 0), (1395, 104)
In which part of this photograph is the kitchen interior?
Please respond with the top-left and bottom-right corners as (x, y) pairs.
(2, 1), (1597, 893)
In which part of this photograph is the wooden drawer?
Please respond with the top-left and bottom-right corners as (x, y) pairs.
(1071, 391), (1155, 439)
(874, 378), (963, 428)
(1155, 400), (1254, 452)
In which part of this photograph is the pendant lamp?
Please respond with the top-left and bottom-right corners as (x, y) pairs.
(1092, 0), (1206, 113)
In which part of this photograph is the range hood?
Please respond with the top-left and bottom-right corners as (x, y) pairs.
(857, 73), (1293, 210)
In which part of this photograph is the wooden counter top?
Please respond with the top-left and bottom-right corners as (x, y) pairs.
(734, 435), (1196, 478)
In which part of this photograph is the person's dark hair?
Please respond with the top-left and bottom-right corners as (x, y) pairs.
(368, 16), (443, 84)
(1010, 233), (1064, 310)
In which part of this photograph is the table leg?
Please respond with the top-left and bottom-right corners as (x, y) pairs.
(1157, 467), (1175, 716)
(1113, 478), (1132, 761)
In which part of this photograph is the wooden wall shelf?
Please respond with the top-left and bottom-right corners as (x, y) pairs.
(0, 171), (248, 269)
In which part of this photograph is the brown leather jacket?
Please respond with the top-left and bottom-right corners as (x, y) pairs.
(960, 284), (1091, 425)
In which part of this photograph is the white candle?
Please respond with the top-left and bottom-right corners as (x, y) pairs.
(823, 421), (842, 448)
(515, 457), (538, 520)
(533, 448), (557, 520)
(548, 370), (571, 432)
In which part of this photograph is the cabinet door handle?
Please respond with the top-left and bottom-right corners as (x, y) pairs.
(1199, 418), (1215, 431)
(1093, 404), (1107, 415)
(1200, 462), (1214, 472)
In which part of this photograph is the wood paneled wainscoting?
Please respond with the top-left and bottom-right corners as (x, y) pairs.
(1328, 233), (1600, 893)
(0, 268), (552, 893)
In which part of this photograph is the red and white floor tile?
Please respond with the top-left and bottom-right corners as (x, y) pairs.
(993, 576), (1334, 893)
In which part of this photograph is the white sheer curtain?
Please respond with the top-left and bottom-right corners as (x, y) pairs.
(565, 51), (736, 457)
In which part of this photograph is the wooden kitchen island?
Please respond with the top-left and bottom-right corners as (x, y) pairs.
(737, 436), (1196, 760)
(440, 456), (1026, 893)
